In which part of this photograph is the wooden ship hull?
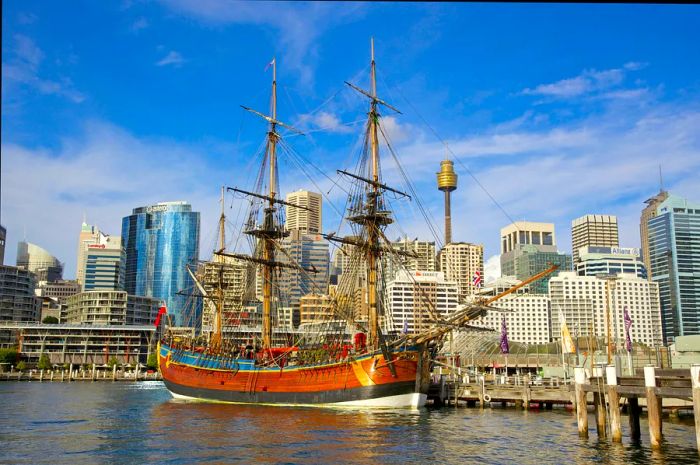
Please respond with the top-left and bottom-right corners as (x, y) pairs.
(158, 342), (428, 407)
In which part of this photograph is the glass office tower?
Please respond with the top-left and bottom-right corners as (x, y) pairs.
(648, 194), (700, 343)
(121, 202), (200, 327)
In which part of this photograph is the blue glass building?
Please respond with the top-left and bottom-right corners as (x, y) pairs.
(121, 202), (200, 327)
(648, 194), (700, 344)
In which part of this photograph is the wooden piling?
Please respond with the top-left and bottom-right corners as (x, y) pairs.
(112, 364), (117, 381)
(593, 391), (607, 438)
(606, 365), (622, 442)
(628, 397), (641, 442)
(574, 367), (589, 438)
(645, 366), (662, 448)
(691, 365), (700, 453)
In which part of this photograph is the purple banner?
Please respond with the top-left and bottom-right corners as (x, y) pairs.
(500, 316), (510, 354)
(624, 307), (633, 352)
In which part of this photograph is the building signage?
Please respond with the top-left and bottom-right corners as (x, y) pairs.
(146, 205), (169, 213)
(88, 244), (106, 249)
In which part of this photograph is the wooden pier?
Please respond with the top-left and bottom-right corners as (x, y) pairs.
(1, 364), (162, 382)
(428, 364), (700, 452)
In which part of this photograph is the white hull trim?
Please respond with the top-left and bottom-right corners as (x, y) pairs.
(168, 390), (427, 409)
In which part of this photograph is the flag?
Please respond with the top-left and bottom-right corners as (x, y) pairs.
(264, 58), (275, 72)
(473, 270), (482, 289)
(499, 316), (509, 354)
(154, 306), (167, 327)
(624, 306), (633, 352)
(558, 309), (576, 354)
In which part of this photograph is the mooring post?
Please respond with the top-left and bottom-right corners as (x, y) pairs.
(69, 363), (73, 382)
(628, 396), (641, 442)
(593, 390), (607, 439)
(92, 363), (96, 381)
(645, 365), (662, 448)
(690, 365), (700, 453)
(112, 364), (117, 381)
(574, 366), (588, 437)
(606, 365), (622, 442)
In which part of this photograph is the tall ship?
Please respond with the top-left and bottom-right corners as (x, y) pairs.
(157, 41), (553, 408)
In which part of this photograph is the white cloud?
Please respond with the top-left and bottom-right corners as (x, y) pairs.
(156, 50), (185, 67)
(484, 255), (501, 284)
(156, 0), (365, 85)
(374, 96), (700, 261)
(131, 16), (149, 32)
(1, 122), (243, 277)
(522, 64), (640, 99)
(2, 34), (85, 103)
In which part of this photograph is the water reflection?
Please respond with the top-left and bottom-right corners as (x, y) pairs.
(0, 383), (698, 465)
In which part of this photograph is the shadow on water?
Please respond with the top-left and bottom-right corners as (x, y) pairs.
(0, 382), (698, 465)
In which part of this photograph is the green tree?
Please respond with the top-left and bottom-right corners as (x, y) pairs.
(0, 347), (19, 365)
(38, 354), (53, 370)
(108, 357), (119, 368)
(42, 316), (59, 324)
(147, 352), (158, 370)
(16, 361), (27, 371)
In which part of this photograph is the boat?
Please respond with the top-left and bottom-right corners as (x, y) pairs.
(157, 40), (557, 408)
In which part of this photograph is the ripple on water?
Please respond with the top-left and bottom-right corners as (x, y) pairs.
(0, 383), (699, 465)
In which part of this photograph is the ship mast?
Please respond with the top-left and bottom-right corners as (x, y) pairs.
(343, 39), (403, 351)
(210, 186), (227, 346)
(262, 58), (278, 350)
(367, 39), (381, 350)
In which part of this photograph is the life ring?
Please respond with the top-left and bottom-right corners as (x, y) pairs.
(483, 394), (492, 402)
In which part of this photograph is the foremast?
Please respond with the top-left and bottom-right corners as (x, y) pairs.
(345, 39), (402, 352)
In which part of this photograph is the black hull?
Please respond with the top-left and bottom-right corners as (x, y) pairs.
(163, 379), (419, 405)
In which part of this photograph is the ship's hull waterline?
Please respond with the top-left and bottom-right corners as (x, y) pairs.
(158, 342), (427, 408)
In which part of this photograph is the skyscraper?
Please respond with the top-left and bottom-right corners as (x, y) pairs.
(500, 221), (571, 294)
(77, 222), (98, 285)
(384, 237), (436, 283)
(82, 235), (123, 291)
(0, 265), (42, 322)
(647, 194), (700, 343)
(16, 242), (63, 283)
(438, 242), (483, 301)
(121, 201), (200, 327)
(275, 230), (329, 325)
(0, 225), (6, 265)
(285, 190), (322, 234)
(641, 190), (669, 280)
(571, 214), (619, 263)
(576, 246), (647, 279)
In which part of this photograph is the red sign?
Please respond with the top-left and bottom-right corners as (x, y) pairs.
(88, 244), (106, 249)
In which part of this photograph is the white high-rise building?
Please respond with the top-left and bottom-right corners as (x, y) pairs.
(571, 214), (619, 263)
(285, 190), (322, 234)
(549, 271), (663, 348)
(384, 237), (436, 282)
(385, 270), (459, 335)
(438, 242), (483, 301)
(471, 281), (551, 345)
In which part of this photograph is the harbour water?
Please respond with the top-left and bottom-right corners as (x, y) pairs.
(0, 382), (698, 464)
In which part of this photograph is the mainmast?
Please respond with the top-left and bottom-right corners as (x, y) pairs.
(367, 39), (381, 350)
(344, 39), (402, 351)
(262, 57), (278, 350)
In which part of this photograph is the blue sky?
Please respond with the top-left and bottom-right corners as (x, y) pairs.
(2, 1), (700, 280)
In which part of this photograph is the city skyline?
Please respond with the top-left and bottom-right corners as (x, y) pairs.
(2, 2), (699, 280)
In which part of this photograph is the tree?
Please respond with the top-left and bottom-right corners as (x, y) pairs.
(16, 361), (27, 371)
(42, 316), (59, 324)
(108, 357), (119, 368)
(0, 347), (19, 365)
(147, 352), (158, 371)
(38, 354), (52, 370)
